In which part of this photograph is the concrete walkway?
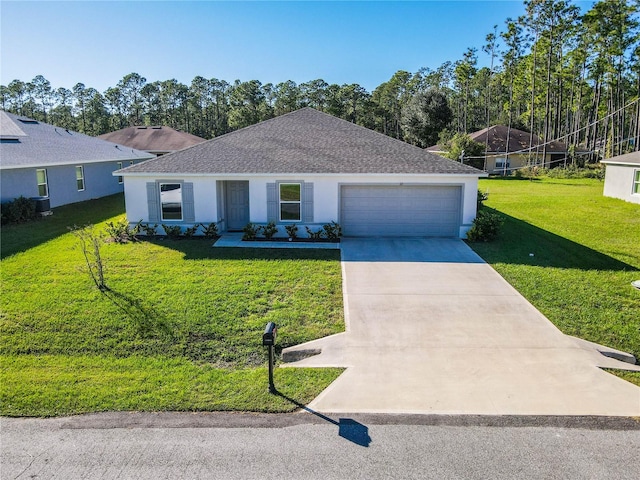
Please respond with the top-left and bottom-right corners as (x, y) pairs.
(283, 238), (640, 416)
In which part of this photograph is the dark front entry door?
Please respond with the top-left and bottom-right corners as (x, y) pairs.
(225, 181), (250, 231)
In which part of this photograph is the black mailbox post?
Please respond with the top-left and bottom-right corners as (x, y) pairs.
(263, 322), (277, 393)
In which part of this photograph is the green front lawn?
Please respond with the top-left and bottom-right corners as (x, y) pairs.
(470, 177), (640, 385)
(1, 195), (344, 416)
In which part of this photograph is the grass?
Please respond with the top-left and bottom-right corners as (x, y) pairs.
(470, 177), (640, 386)
(1, 194), (344, 416)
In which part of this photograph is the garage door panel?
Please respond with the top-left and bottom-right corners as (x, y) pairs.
(340, 185), (461, 237)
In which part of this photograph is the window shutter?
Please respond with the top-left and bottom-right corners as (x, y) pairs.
(267, 183), (277, 222)
(302, 182), (314, 223)
(146, 182), (159, 222)
(183, 182), (195, 222)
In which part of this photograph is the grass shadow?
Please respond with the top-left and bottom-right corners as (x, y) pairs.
(274, 390), (371, 447)
(102, 288), (173, 339)
(143, 237), (341, 262)
(469, 208), (638, 271)
(1, 194), (125, 259)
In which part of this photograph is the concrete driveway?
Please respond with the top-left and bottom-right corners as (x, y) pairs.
(283, 238), (640, 415)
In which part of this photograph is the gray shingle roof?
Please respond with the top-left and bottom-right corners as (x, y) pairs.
(601, 151), (640, 166)
(427, 125), (585, 154)
(0, 111), (154, 169)
(120, 108), (482, 176)
(98, 126), (206, 153)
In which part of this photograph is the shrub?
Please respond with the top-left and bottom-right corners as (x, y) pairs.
(466, 210), (503, 242)
(285, 223), (299, 239)
(104, 217), (138, 243)
(139, 223), (158, 236)
(1, 196), (38, 225)
(162, 224), (182, 238)
(305, 226), (324, 240)
(322, 221), (342, 241)
(260, 221), (278, 240)
(242, 222), (259, 241)
(183, 225), (200, 238)
(200, 222), (220, 239)
(514, 166), (543, 179)
(477, 190), (488, 210)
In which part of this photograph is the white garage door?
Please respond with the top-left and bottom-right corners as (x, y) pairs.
(340, 185), (462, 237)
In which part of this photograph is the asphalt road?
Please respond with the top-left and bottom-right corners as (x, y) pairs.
(2, 413), (640, 479)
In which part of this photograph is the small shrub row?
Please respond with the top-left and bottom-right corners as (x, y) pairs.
(1, 196), (39, 225)
(513, 165), (604, 180)
(242, 221), (342, 241)
(103, 219), (220, 242)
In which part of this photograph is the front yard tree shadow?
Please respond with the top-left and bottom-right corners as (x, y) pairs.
(103, 288), (173, 339)
(470, 209), (638, 272)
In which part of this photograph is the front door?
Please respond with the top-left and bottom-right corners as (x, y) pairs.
(225, 181), (250, 231)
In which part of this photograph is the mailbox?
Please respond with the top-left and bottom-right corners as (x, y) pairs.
(263, 322), (277, 346)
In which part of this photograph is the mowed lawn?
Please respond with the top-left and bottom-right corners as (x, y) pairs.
(1, 195), (344, 416)
(470, 177), (640, 386)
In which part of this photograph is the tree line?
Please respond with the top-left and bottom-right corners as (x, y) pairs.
(1, 0), (638, 161)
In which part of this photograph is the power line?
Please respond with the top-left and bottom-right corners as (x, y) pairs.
(460, 97), (640, 161)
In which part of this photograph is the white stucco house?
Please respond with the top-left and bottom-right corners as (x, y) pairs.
(601, 151), (640, 205)
(115, 108), (486, 238)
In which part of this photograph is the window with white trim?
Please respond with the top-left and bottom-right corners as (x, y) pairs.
(160, 183), (182, 220)
(76, 166), (85, 191)
(117, 162), (123, 184)
(633, 170), (640, 195)
(36, 169), (48, 197)
(279, 183), (301, 221)
(495, 158), (510, 169)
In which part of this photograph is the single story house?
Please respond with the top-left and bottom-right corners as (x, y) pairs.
(1, 111), (154, 209)
(427, 125), (577, 174)
(601, 151), (640, 204)
(99, 126), (206, 156)
(116, 108), (486, 238)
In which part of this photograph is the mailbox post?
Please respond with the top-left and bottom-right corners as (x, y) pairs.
(262, 322), (277, 393)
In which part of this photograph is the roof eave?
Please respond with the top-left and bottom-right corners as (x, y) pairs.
(2, 154), (154, 170)
(116, 171), (486, 178)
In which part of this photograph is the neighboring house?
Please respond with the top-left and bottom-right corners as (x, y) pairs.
(427, 125), (576, 174)
(98, 126), (206, 156)
(116, 108), (485, 238)
(0, 111), (154, 208)
(601, 151), (640, 205)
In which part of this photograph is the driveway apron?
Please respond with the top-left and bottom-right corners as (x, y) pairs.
(283, 238), (640, 415)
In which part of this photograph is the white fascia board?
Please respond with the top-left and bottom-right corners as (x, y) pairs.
(601, 160), (640, 167)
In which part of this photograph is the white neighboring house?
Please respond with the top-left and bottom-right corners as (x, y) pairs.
(115, 108), (486, 238)
(0, 111), (154, 209)
(601, 151), (640, 205)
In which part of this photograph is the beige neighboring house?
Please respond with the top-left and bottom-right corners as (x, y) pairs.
(601, 151), (640, 204)
(427, 125), (576, 174)
(99, 126), (206, 156)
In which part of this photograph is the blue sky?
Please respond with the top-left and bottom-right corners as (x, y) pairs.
(0, 1), (593, 93)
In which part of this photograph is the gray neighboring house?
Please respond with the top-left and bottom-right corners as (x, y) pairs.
(601, 151), (640, 205)
(98, 126), (206, 156)
(0, 111), (154, 208)
(116, 108), (486, 238)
